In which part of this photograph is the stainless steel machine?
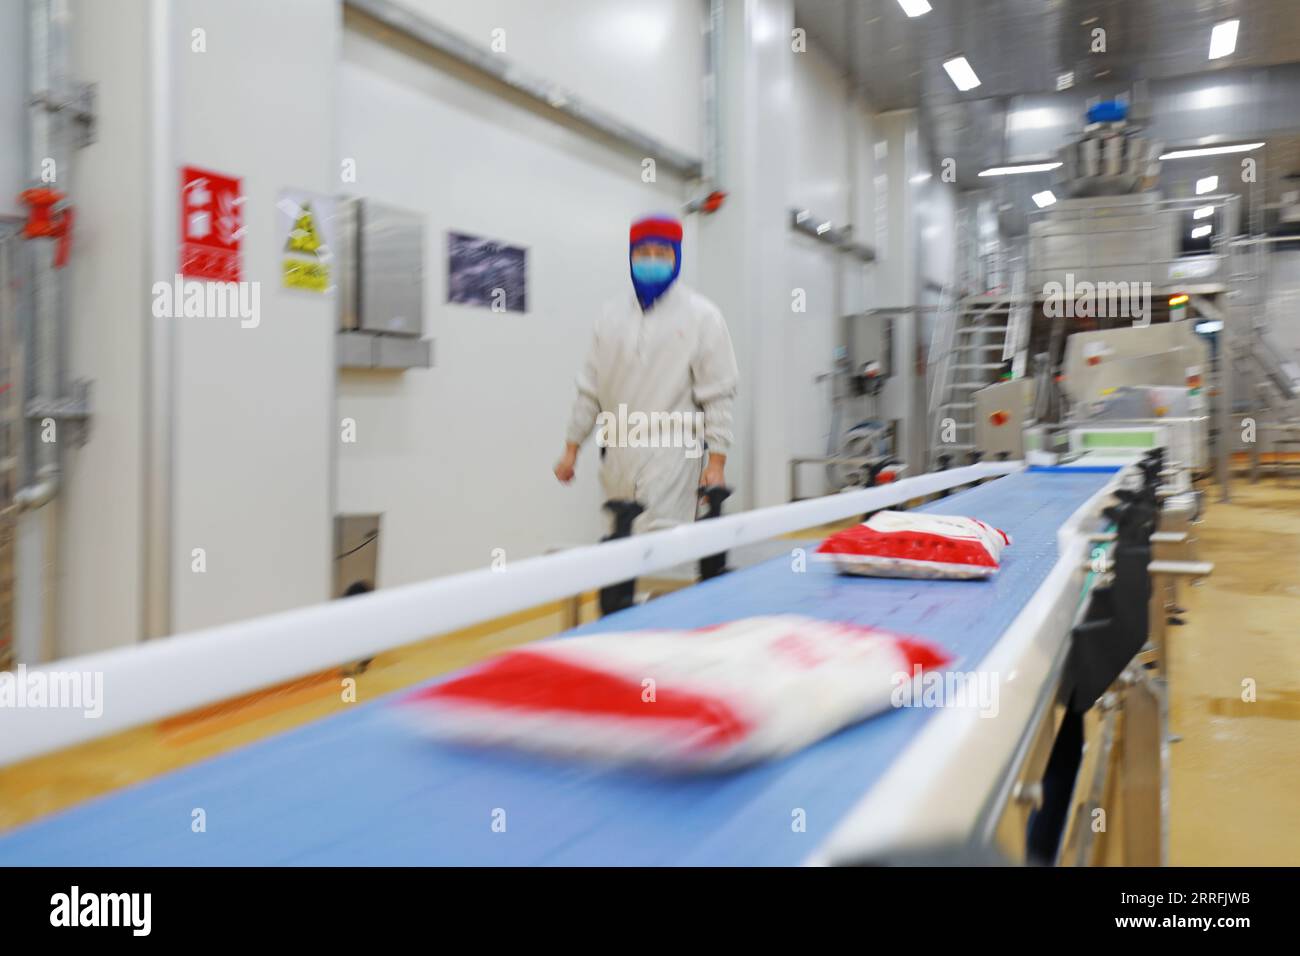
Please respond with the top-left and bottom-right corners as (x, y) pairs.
(1058, 322), (1211, 479)
(965, 99), (1237, 493)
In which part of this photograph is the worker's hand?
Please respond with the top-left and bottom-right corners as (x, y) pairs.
(554, 445), (579, 484)
(699, 455), (726, 489)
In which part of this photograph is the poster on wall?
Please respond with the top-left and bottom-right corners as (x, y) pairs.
(277, 189), (336, 294)
(447, 231), (527, 313)
(180, 165), (243, 283)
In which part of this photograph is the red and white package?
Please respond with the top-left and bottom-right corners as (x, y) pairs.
(817, 510), (1012, 580)
(396, 615), (949, 771)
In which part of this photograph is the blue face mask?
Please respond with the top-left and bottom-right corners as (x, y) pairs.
(631, 258), (675, 284)
(629, 236), (681, 309)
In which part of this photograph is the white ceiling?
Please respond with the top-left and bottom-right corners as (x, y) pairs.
(794, 0), (1300, 229)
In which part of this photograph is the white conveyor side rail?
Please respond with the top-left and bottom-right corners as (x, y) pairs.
(0, 462), (1020, 767)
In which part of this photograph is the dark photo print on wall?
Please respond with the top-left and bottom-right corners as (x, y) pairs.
(447, 231), (528, 313)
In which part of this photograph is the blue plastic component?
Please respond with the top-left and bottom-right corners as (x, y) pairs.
(1028, 464), (1127, 474)
(0, 468), (1116, 865)
(1086, 100), (1128, 124)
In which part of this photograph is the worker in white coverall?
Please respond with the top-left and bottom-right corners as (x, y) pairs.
(554, 214), (739, 613)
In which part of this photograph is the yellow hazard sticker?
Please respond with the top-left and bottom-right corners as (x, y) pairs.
(279, 190), (335, 294)
(283, 258), (330, 292)
(286, 204), (324, 254)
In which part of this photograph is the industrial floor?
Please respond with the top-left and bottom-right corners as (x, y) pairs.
(0, 478), (1296, 864)
(1167, 475), (1300, 865)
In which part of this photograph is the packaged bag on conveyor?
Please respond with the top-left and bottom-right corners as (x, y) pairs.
(816, 510), (1011, 580)
(396, 615), (950, 771)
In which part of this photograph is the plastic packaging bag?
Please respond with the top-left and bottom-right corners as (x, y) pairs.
(397, 615), (949, 771)
(817, 510), (1012, 580)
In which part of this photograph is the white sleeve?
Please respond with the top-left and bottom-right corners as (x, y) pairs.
(565, 324), (602, 447)
(691, 304), (739, 456)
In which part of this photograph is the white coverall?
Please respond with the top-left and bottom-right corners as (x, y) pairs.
(566, 282), (739, 535)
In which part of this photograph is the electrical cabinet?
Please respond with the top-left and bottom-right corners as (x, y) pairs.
(337, 198), (431, 369)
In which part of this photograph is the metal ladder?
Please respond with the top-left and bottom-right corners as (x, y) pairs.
(928, 294), (1020, 465)
(0, 233), (19, 671)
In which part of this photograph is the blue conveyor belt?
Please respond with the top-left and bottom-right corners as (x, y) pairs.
(0, 468), (1115, 865)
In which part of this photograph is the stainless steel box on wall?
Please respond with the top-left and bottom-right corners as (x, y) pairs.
(357, 200), (425, 337)
(337, 198), (425, 336)
(336, 197), (431, 369)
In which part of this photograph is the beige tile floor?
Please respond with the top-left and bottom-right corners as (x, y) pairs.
(0, 486), (1294, 864)
(1166, 477), (1300, 865)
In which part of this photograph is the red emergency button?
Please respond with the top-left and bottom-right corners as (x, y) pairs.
(989, 410), (1010, 427)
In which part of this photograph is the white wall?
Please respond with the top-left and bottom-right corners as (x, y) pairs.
(335, 15), (698, 586)
(682, 5), (939, 505)
(56, 0), (151, 656)
(784, 46), (848, 479)
(393, 0), (703, 159)
(693, 0), (799, 510)
(167, 0), (338, 631)
(51, 0), (340, 651)
(917, 169), (957, 292)
(29, 0), (963, 653)
(781, 43), (883, 494)
(914, 128), (959, 375)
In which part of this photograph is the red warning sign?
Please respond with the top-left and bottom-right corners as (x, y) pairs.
(179, 166), (243, 282)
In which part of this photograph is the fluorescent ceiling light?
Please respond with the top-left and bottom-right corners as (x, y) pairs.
(1160, 142), (1264, 160)
(1196, 176), (1219, 194)
(1193, 206), (1215, 219)
(910, 172), (932, 184)
(1191, 225), (1212, 239)
(897, 0), (932, 16)
(1032, 190), (1057, 208)
(942, 56), (981, 92)
(1208, 19), (1239, 60)
(978, 162), (1063, 177)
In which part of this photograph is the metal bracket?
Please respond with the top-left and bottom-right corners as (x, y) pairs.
(26, 378), (93, 447)
(29, 82), (97, 148)
(789, 209), (877, 261)
(1148, 558), (1214, 579)
(1011, 779), (1044, 812)
(1087, 530), (1187, 545)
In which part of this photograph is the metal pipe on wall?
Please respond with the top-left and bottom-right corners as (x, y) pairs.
(0, 224), (22, 670)
(703, 0), (724, 188)
(344, 0), (704, 181)
(13, 0), (92, 660)
(1214, 196), (1238, 502)
(142, 0), (175, 641)
(14, 0), (62, 664)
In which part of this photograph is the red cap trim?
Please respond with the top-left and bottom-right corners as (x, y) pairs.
(630, 217), (683, 244)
